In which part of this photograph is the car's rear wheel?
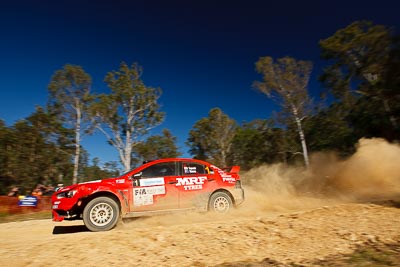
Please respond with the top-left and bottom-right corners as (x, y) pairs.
(208, 191), (233, 213)
(83, 196), (120, 232)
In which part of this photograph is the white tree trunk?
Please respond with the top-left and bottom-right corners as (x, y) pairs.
(292, 106), (310, 168)
(123, 130), (132, 173)
(296, 117), (310, 168)
(96, 124), (130, 173)
(72, 105), (81, 184)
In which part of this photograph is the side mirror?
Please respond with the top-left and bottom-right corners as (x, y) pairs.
(128, 172), (142, 180)
(131, 172), (142, 186)
(55, 184), (64, 191)
(133, 172), (142, 178)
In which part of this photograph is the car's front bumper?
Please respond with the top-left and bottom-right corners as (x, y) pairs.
(52, 209), (66, 222)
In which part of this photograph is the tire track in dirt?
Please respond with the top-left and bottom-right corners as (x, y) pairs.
(1, 202), (399, 267)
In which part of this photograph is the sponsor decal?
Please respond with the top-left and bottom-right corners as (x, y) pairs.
(176, 176), (207, 191)
(116, 179), (125, 184)
(134, 194), (153, 206)
(184, 166), (197, 174)
(214, 167), (234, 179)
(222, 177), (236, 183)
(139, 177), (165, 186)
(133, 185), (166, 206)
(134, 185), (165, 195)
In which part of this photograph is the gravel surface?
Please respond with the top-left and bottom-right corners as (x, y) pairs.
(1, 200), (399, 267)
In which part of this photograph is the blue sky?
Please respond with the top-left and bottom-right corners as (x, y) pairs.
(1, 0), (399, 167)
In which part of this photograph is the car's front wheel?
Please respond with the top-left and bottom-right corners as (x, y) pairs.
(208, 191), (233, 213)
(83, 196), (120, 232)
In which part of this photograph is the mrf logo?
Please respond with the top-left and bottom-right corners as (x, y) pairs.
(176, 176), (207, 191)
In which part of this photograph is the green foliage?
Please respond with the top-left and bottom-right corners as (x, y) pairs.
(0, 108), (74, 194)
(227, 119), (289, 170)
(78, 150), (120, 182)
(90, 62), (165, 172)
(48, 64), (93, 124)
(47, 64), (93, 184)
(320, 20), (400, 138)
(254, 56), (313, 167)
(304, 103), (356, 156)
(81, 158), (120, 181)
(320, 21), (391, 96)
(187, 108), (236, 167)
(0, 120), (17, 194)
(133, 129), (181, 165)
(2, 21), (400, 186)
(254, 56), (313, 116)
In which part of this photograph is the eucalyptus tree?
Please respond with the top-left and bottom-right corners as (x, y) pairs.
(303, 102), (356, 157)
(320, 21), (399, 130)
(187, 107), (236, 167)
(90, 62), (164, 172)
(132, 128), (181, 165)
(0, 119), (16, 194)
(0, 108), (74, 192)
(81, 157), (120, 182)
(254, 56), (313, 167)
(228, 119), (288, 170)
(48, 64), (92, 184)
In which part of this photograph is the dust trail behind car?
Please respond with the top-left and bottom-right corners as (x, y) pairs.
(240, 137), (400, 216)
(123, 138), (400, 228)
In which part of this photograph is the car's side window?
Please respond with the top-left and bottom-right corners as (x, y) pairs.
(182, 162), (207, 175)
(141, 162), (176, 178)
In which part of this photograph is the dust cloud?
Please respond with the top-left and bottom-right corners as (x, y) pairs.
(123, 138), (400, 228)
(241, 138), (400, 215)
(320, 138), (400, 197)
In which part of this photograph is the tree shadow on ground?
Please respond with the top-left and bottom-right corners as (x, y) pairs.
(211, 241), (400, 267)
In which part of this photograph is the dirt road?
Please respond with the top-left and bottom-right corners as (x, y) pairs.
(1, 198), (399, 267)
(2, 138), (399, 266)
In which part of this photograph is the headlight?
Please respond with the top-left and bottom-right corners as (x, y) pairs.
(57, 190), (77, 199)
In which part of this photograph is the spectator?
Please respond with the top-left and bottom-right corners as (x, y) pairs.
(7, 187), (19, 197)
(42, 185), (55, 196)
(31, 188), (43, 198)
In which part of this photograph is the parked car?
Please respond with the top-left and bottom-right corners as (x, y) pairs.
(52, 158), (245, 231)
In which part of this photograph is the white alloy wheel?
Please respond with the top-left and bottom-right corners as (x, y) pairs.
(83, 196), (120, 231)
(90, 202), (114, 227)
(209, 192), (233, 213)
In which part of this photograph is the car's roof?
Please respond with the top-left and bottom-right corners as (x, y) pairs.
(120, 158), (214, 176)
(143, 158), (211, 165)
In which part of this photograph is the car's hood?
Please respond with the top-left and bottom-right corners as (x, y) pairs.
(56, 178), (109, 192)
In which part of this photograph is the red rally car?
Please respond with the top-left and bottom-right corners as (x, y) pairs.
(52, 158), (245, 231)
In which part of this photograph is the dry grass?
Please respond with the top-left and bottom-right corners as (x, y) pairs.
(0, 210), (51, 223)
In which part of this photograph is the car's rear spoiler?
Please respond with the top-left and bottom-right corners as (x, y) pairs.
(222, 166), (240, 174)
